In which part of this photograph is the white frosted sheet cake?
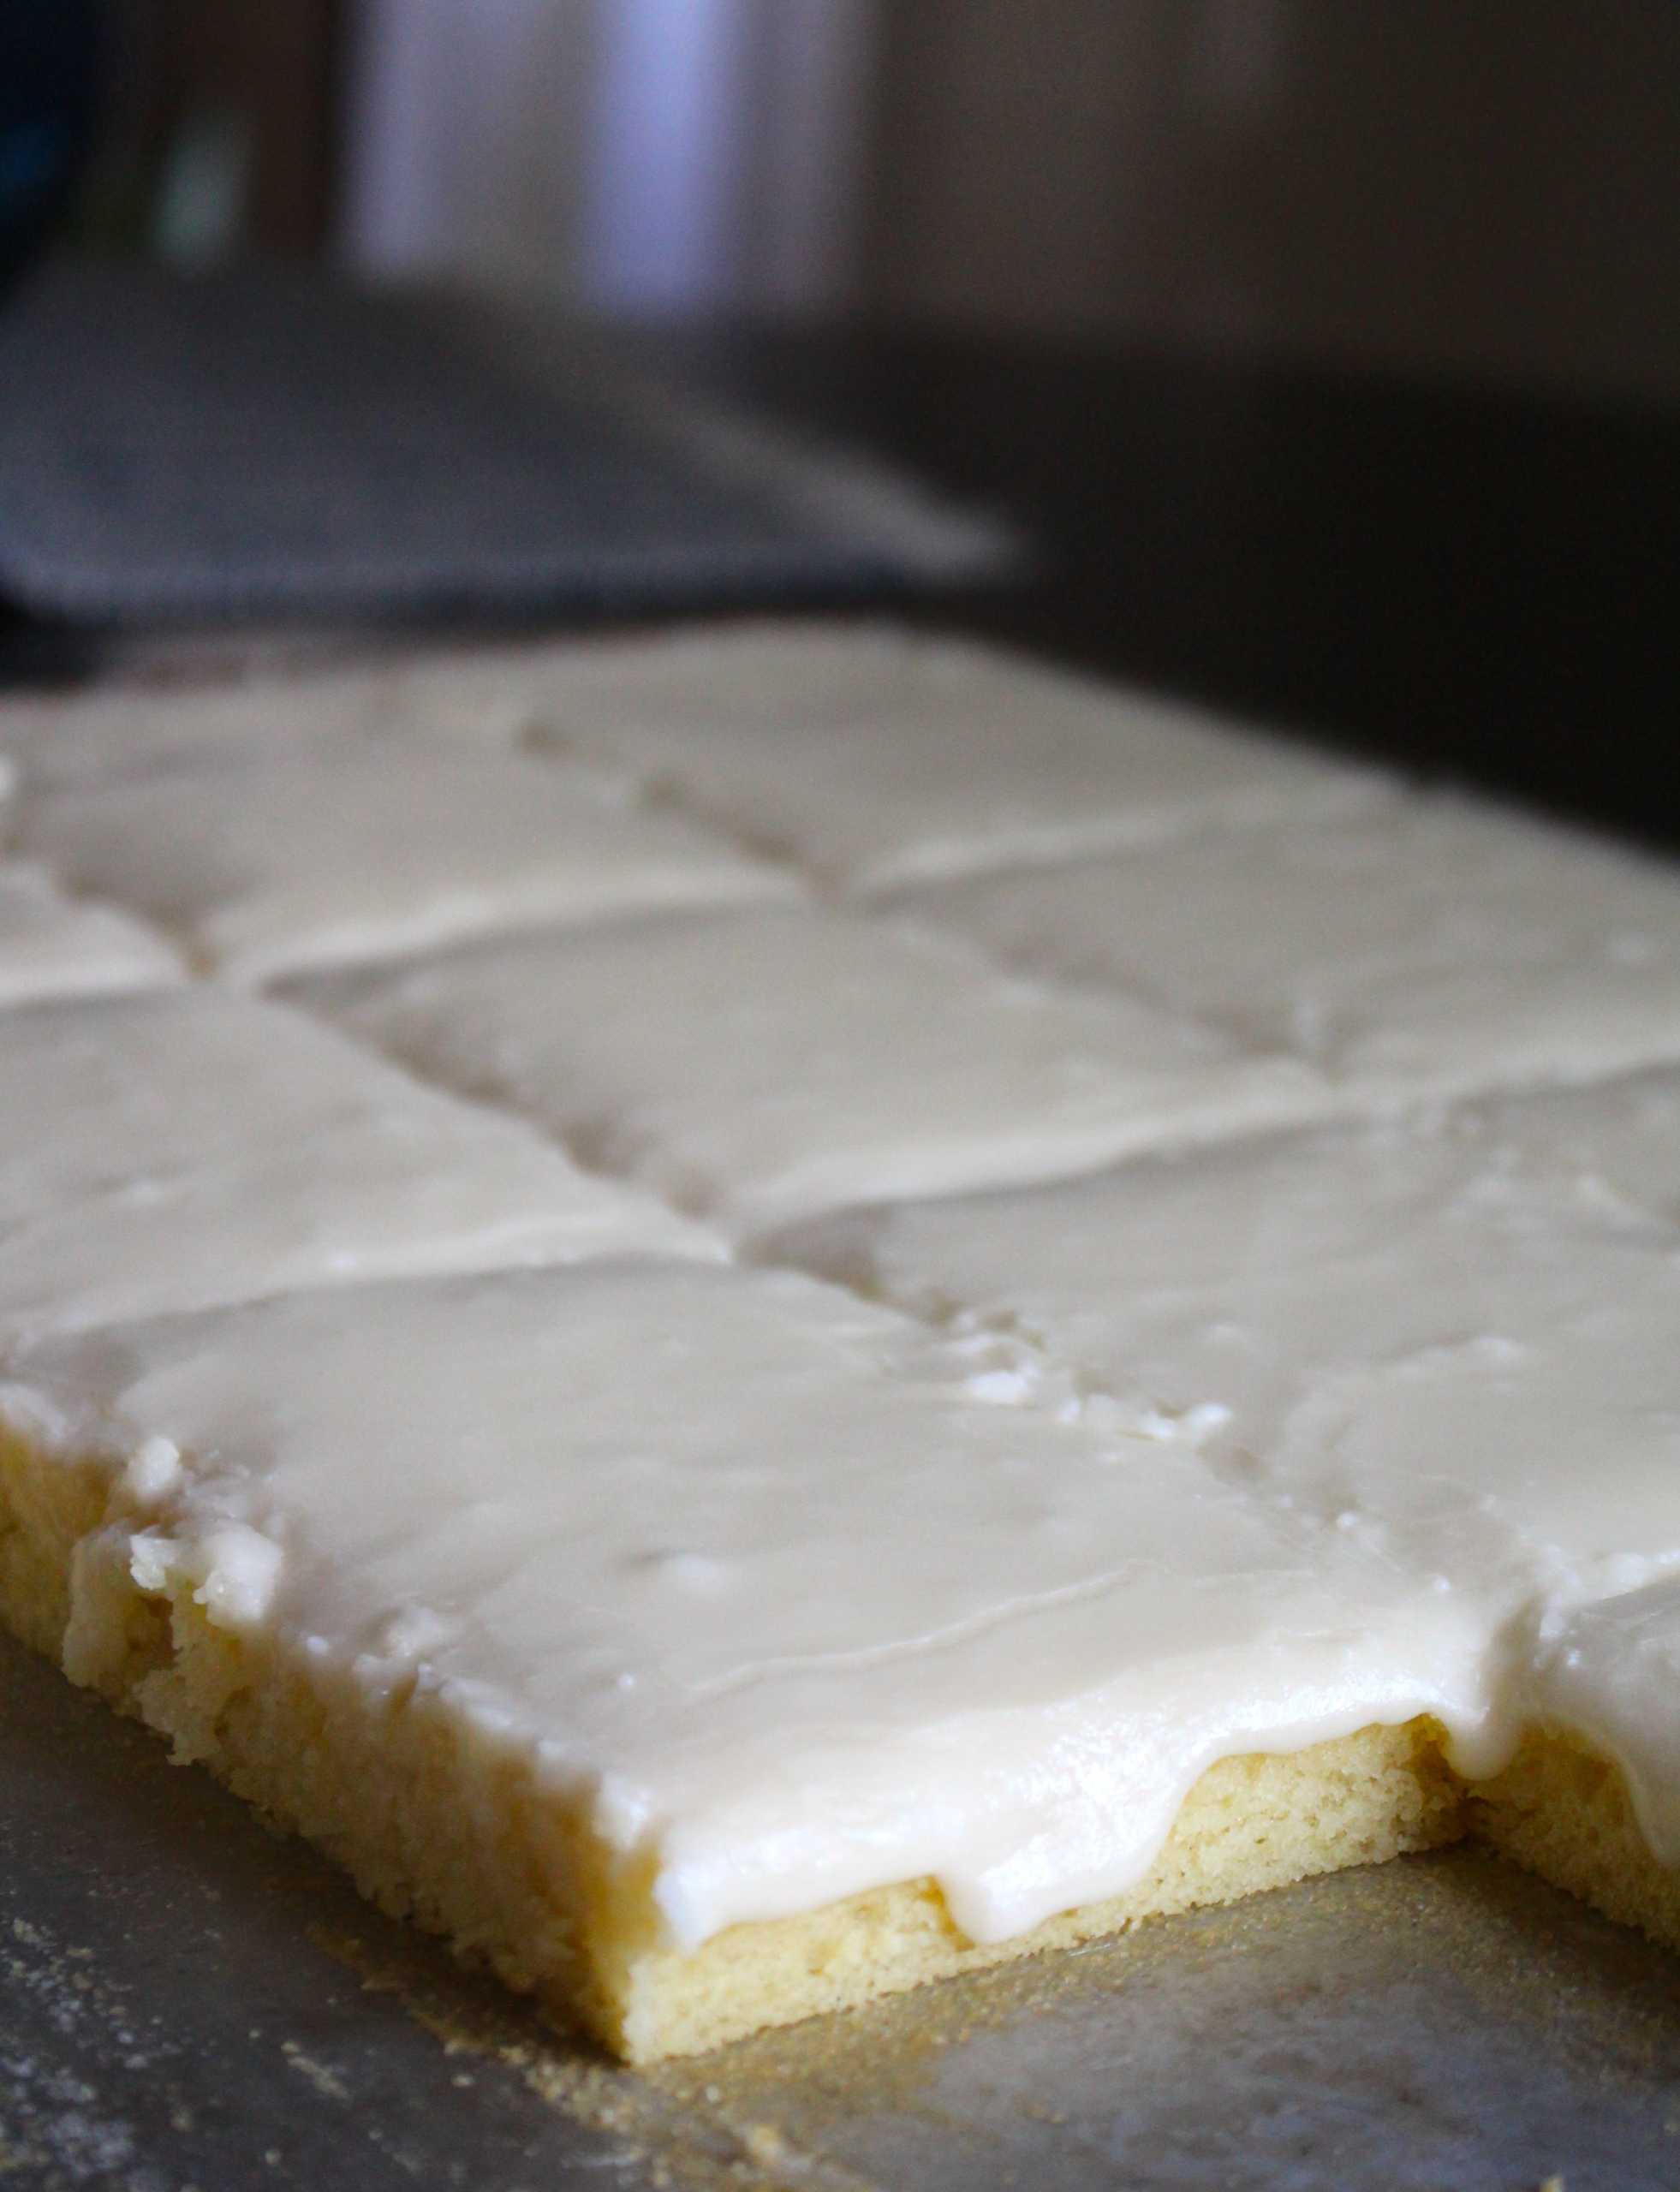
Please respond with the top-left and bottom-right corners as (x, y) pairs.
(0, 861), (184, 1007)
(0, 1261), (1469, 2060)
(777, 1105), (1680, 1863)
(15, 737), (794, 984)
(299, 903), (1333, 1233)
(2, 625), (1680, 2067)
(885, 797), (1680, 1105)
(0, 652), (538, 789)
(527, 628), (1391, 886)
(0, 986), (715, 1345)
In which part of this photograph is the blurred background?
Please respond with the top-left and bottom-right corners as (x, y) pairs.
(3, 0), (1677, 837)
(52, 0), (1680, 401)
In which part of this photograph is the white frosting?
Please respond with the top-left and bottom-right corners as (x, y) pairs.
(0, 1263), (1491, 1951)
(15, 739), (793, 984)
(778, 1108), (1680, 1792)
(0, 861), (184, 1006)
(1, 675), (362, 793)
(0, 654), (533, 790)
(0, 627), (878, 792)
(384, 622), (938, 751)
(301, 904), (1333, 1232)
(534, 630), (1389, 887)
(1463, 1066), (1680, 1230)
(887, 798), (1680, 1104)
(0, 987), (716, 1343)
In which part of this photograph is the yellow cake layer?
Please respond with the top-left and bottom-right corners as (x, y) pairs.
(1471, 1728), (1680, 1954)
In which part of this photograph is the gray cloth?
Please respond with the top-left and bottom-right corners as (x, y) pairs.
(0, 260), (1016, 622)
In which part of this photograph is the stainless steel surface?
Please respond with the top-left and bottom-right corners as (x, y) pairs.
(6, 1630), (1680, 2190)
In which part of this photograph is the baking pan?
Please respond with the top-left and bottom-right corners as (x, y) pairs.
(6, 1629), (1680, 2190)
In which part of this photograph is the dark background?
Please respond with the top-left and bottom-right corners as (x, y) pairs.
(3, 0), (1676, 844)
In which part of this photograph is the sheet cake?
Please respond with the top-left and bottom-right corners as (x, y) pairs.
(3, 626), (1680, 2065)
